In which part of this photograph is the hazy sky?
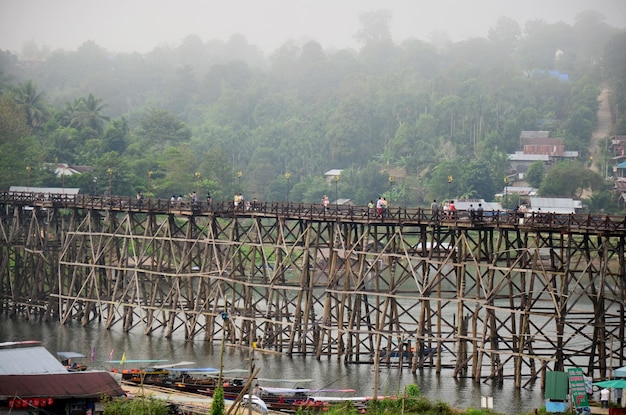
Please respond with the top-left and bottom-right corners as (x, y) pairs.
(1, 0), (625, 55)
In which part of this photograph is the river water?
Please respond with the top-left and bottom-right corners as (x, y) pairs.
(0, 317), (544, 414)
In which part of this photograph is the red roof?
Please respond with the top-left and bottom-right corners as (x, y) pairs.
(0, 372), (125, 399)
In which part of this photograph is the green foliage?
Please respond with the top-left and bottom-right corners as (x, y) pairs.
(604, 32), (626, 116)
(405, 383), (420, 397)
(0, 95), (45, 190)
(465, 409), (501, 415)
(10, 80), (50, 131)
(325, 401), (360, 414)
(539, 161), (604, 197)
(103, 396), (169, 415)
(525, 161), (545, 188)
(365, 392), (453, 415)
(211, 385), (225, 415)
(461, 160), (497, 201)
(137, 108), (191, 152)
(2, 19), (622, 208)
(583, 190), (616, 214)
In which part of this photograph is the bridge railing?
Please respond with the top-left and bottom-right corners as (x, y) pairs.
(2, 191), (626, 233)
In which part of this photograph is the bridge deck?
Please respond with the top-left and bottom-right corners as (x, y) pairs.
(2, 192), (625, 235)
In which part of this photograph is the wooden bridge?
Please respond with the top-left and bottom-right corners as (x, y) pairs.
(0, 192), (624, 389)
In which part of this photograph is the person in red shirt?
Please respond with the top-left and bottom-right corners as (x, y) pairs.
(449, 200), (457, 219)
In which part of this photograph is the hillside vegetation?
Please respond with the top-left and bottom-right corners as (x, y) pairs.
(1, 11), (626, 212)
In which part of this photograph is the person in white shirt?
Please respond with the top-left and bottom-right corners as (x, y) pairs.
(601, 387), (610, 408)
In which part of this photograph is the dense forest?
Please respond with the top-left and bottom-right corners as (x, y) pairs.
(1, 10), (626, 211)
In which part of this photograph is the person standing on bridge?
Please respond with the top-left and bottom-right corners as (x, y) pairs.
(376, 197), (384, 218)
(382, 197), (388, 219)
(431, 200), (439, 220)
(477, 203), (484, 222)
(136, 191), (143, 208)
(322, 195), (329, 211)
(449, 200), (457, 219)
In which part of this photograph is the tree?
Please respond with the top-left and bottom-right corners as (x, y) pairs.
(488, 17), (522, 56)
(354, 9), (392, 46)
(583, 191), (615, 214)
(138, 108), (191, 152)
(102, 118), (129, 154)
(156, 144), (198, 198)
(539, 161), (603, 197)
(428, 160), (462, 202)
(0, 95), (42, 189)
(11, 80), (50, 132)
(461, 160), (497, 201)
(603, 32), (626, 119)
(525, 161), (545, 188)
(75, 93), (110, 135)
(211, 386), (225, 415)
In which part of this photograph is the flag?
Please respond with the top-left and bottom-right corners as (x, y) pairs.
(90, 346), (96, 362)
(109, 349), (114, 362)
(120, 352), (126, 365)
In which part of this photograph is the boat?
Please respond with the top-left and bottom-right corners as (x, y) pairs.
(110, 361), (195, 385)
(255, 386), (366, 413)
(379, 345), (436, 363)
(242, 394), (269, 414)
(57, 351), (88, 371)
(163, 367), (253, 396)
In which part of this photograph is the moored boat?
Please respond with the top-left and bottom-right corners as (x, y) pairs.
(57, 351), (88, 371)
(255, 386), (366, 413)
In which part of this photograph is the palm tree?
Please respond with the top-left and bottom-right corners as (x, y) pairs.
(13, 80), (49, 131)
(75, 94), (109, 135)
(60, 98), (83, 128)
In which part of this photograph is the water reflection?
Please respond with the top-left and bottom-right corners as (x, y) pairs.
(1, 318), (543, 414)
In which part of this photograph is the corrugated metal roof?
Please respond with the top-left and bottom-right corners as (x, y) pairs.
(0, 346), (68, 375)
(508, 152), (550, 161)
(324, 169), (343, 176)
(9, 186), (81, 195)
(520, 131), (550, 139)
(453, 200), (502, 211)
(529, 197), (582, 214)
(0, 372), (125, 399)
(503, 186), (537, 196)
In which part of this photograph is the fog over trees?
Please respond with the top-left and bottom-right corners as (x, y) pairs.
(1, 9), (625, 211)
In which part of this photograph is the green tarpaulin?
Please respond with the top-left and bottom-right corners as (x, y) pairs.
(593, 379), (626, 389)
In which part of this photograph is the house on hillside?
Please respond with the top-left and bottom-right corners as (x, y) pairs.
(509, 132), (579, 177)
(520, 130), (550, 141)
(508, 153), (550, 177)
(609, 135), (626, 162)
(51, 163), (94, 177)
(324, 169), (343, 183)
(614, 178), (626, 206)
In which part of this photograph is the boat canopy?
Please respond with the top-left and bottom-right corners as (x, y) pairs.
(57, 352), (86, 359)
